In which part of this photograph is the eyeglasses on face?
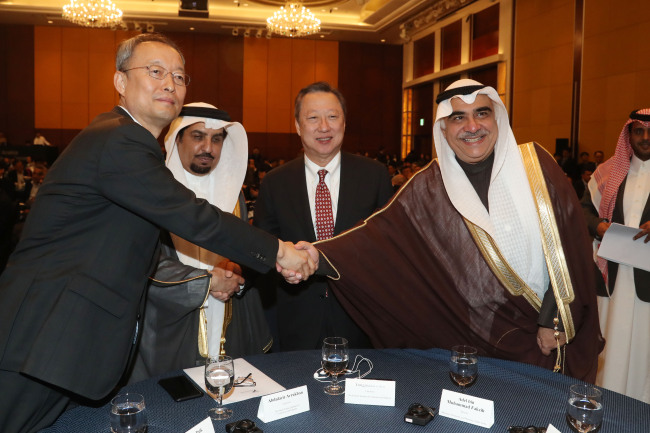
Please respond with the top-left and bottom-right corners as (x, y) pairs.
(507, 426), (547, 433)
(121, 64), (190, 86)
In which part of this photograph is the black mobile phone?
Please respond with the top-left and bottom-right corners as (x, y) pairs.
(158, 375), (204, 402)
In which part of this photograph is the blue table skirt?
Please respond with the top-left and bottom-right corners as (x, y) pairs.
(41, 348), (650, 432)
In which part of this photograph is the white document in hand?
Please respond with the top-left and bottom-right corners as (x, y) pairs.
(597, 223), (650, 272)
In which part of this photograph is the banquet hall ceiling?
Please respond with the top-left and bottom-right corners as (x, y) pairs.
(0, 0), (441, 44)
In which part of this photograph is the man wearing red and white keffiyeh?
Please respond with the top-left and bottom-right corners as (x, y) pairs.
(582, 108), (650, 403)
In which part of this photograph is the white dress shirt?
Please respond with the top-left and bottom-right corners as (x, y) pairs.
(304, 152), (341, 238)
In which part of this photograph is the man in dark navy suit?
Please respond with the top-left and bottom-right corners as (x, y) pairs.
(254, 82), (393, 351)
(0, 33), (315, 433)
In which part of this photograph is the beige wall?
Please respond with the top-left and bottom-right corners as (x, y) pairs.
(512, 0), (650, 159)
(580, 0), (650, 159)
(511, 0), (574, 153)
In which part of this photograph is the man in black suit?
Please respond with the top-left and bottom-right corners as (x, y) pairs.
(0, 33), (315, 433)
(572, 166), (592, 199)
(254, 82), (393, 351)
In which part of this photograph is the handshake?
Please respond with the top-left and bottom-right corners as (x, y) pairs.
(276, 240), (320, 284)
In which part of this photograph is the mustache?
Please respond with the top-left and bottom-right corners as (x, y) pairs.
(459, 130), (488, 139)
(194, 153), (214, 160)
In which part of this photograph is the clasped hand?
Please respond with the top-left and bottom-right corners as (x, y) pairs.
(208, 259), (245, 302)
(276, 240), (319, 284)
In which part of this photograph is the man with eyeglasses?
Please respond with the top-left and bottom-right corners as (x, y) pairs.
(0, 33), (316, 433)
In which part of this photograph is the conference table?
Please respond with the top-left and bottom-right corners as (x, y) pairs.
(41, 348), (649, 432)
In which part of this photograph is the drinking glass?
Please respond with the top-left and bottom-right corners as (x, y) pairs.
(110, 393), (147, 433)
(205, 355), (235, 420)
(566, 384), (603, 432)
(449, 345), (478, 392)
(321, 337), (349, 395)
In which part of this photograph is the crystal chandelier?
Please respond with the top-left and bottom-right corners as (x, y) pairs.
(266, 2), (321, 38)
(62, 0), (123, 28)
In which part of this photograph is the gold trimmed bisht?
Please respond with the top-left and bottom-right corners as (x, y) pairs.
(464, 142), (576, 372)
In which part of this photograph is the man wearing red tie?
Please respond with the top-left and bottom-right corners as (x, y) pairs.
(254, 82), (393, 351)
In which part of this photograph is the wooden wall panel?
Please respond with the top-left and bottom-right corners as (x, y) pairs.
(511, 0), (574, 153)
(88, 30), (118, 122)
(6, 25), (399, 160)
(243, 38), (339, 137)
(315, 42), (339, 88)
(338, 42), (402, 157)
(0, 25), (34, 146)
(247, 132), (303, 162)
(290, 39), (316, 133)
(35, 27), (138, 137)
(216, 36), (245, 123)
(243, 38), (269, 132)
(167, 32), (244, 120)
(266, 39), (293, 134)
(35, 27), (62, 129)
(62, 28), (90, 129)
(579, 0), (650, 159)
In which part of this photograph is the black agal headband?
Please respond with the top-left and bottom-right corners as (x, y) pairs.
(630, 109), (650, 122)
(435, 85), (486, 105)
(179, 106), (231, 122)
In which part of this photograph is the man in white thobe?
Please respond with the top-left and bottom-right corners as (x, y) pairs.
(582, 108), (650, 402)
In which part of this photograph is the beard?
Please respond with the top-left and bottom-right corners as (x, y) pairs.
(189, 153), (214, 175)
(189, 163), (211, 175)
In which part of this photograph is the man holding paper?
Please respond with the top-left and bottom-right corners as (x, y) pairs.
(582, 108), (650, 403)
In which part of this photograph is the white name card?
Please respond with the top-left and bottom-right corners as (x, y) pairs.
(547, 424), (562, 433)
(344, 378), (395, 406)
(439, 389), (494, 428)
(257, 385), (309, 423)
(185, 417), (215, 433)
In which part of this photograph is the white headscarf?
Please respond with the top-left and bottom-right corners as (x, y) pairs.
(434, 79), (549, 299)
(164, 102), (248, 356)
(165, 102), (248, 214)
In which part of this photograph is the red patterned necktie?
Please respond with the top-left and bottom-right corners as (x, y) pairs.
(315, 169), (334, 240)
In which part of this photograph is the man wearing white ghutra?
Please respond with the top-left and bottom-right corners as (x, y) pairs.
(130, 103), (272, 383)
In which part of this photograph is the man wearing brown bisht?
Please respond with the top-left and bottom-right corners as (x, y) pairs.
(302, 79), (604, 382)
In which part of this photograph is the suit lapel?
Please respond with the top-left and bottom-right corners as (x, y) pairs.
(613, 178), (627, 224)
(335, 153), (356, 235)
(288, 158), (317, 242)
(642, 187), (650, 225)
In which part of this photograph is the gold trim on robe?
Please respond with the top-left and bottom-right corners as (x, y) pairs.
(220, 299), (233, 355)
(465, 143), (576, 341)
(519, 142), (575, 342)
(218, 201), (242, 355)
(463, 219), (543, 311)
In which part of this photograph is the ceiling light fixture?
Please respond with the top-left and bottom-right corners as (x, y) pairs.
(266, 2), (321, 38)
(62, 0), (123, 28)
